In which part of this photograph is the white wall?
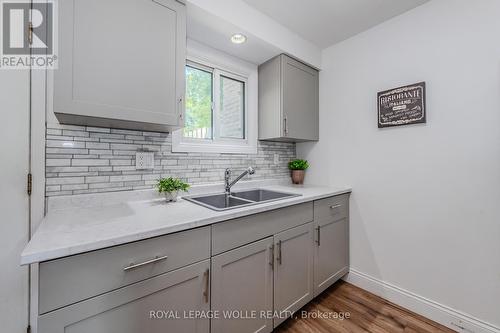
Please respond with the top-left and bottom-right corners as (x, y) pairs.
(0, 71), (30, 331)
(298, 0), (500, 330)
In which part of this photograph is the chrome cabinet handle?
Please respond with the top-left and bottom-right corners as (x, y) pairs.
(316, 226), (321, 246)
(269, 244), (274, 268)
(203, 268), (209, 303)
(277, 240), (282, 265)
(330, 204), (342, 209)
(283, 117), (288, 136)
(178, 95), (184, 121)
(123, 255), (168, 271)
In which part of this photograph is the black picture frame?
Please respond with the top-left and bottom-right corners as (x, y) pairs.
(377, 82), (426, 128)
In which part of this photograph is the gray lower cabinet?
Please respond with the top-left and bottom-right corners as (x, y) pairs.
(273, 223), (314, 327)
(54, 0), (186, 132)
(39, 226), (210, 314)
(313, 195), (350, 297)
(36, 194), (350, 333)
(38, 260), (210, 333)
(211, 202), (313, 256)
(211, 237), (274, 333)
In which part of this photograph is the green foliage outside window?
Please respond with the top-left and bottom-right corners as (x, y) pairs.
(184, 66), (212, 136)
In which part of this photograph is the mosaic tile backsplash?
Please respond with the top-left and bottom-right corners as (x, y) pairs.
(45, 124), (296, 197)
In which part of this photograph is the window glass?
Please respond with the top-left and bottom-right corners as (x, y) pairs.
(219, 76), (245, 139)
(184, 65), (213, 139)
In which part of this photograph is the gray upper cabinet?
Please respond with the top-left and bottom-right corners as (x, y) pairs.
(54, 0), (186, 132)
(38, 260), (210, 333)
(258, 54), (319, 142)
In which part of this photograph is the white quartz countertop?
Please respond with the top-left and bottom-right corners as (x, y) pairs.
(21, 184), (351, 265)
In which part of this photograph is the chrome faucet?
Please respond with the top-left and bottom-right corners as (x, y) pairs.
(225, 166), (255, 195)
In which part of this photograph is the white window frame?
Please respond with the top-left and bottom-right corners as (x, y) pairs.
(173, 40), (258, 154)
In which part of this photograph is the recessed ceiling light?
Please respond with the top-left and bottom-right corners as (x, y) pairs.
(231, 33), (247, 44)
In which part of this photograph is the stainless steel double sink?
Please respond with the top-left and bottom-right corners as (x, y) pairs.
(183, 189), (301, 211)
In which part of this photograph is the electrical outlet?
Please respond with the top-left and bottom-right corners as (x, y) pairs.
(135, 151), (154, 170)
(450, 320), (476, 333)
(274, 153), (279, 165)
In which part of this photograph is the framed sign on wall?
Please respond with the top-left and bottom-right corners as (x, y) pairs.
(377, 82), (426, 128)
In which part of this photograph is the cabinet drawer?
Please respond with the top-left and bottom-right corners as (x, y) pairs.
(212, 202), (313, 255)
(39, 226), (210, 315)
(38, 260), (210, 333)
(314, 194), (349, 223)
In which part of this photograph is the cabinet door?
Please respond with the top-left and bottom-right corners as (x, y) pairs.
(211, 237), (274, 333)
(273, 223), (314, 327)
(281, 55), (319, 141)
(313, 217), (349, 297)
(38, 260), (210, 333)
(54, 0), (186, 131)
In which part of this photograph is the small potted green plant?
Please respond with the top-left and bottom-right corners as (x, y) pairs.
(288, 159), (309, 185)
(156, 177), (190, 202)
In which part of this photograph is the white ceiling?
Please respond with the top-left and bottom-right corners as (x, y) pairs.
(187, 3), (282, 65)
(242, 0), (430, 48)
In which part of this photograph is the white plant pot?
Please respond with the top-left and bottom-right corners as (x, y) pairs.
(164, 191), (179, 202)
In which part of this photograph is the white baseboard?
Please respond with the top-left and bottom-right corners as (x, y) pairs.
(343, 269), (500, 333)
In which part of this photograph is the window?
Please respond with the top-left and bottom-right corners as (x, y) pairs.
(219, 75), (245, 139)
(184, 61), (246, 141)
(184, 64), (213, 139)
(173, 53), (257, 154)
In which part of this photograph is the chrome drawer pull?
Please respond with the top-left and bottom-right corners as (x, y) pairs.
(330, 204), (342, 209)
(269, 244), (274, 268)
(277, 240), (282, 265)
(123, 255), (168, 271)
(316, 226), (321, 246)
(203, 269), (209, 303)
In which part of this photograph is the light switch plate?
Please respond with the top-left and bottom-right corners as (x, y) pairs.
(136, 152), (154, 170)
(274, 153), (280, 165)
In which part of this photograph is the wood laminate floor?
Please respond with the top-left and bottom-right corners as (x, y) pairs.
(275, 281), (455, 333)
